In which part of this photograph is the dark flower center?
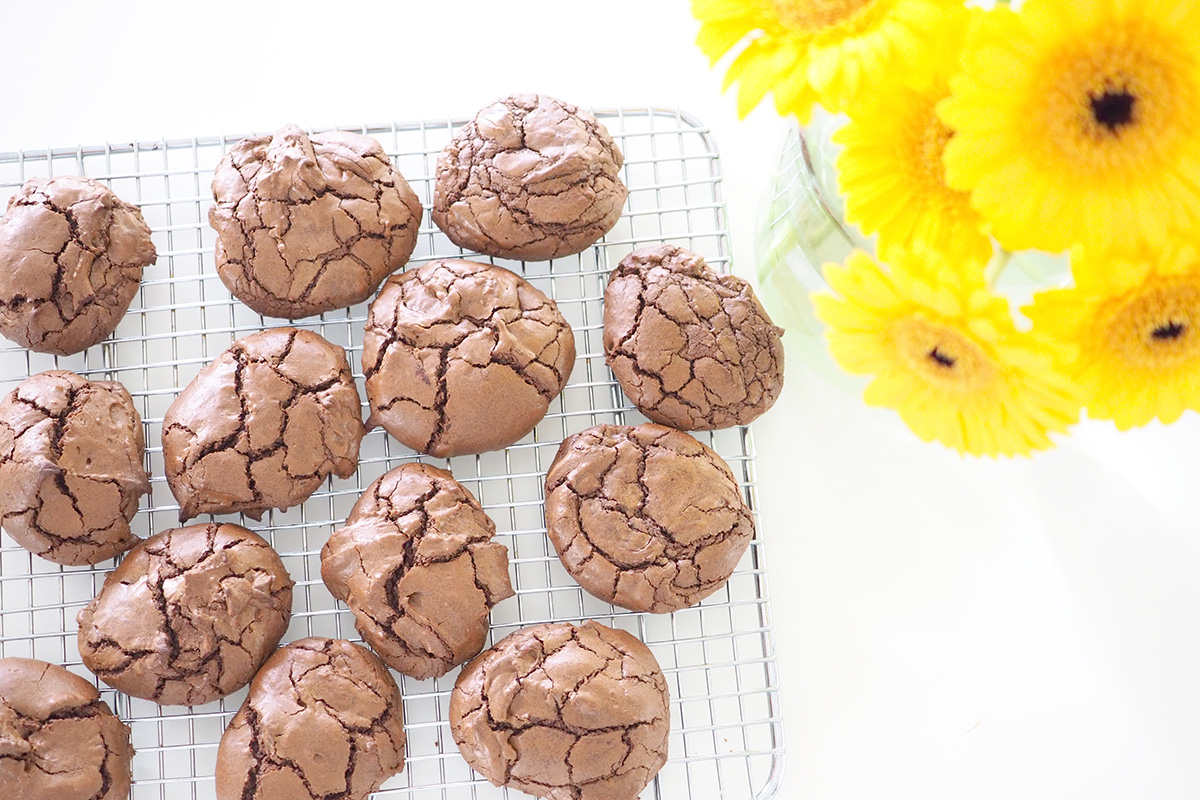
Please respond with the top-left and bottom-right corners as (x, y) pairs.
(1090, 90), (1136, 132)
(1152, 320), (1187, 341)
(928, 347), (956, 368)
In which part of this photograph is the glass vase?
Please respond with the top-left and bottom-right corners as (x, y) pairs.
(754, 111), (1072, 381)
(754, 112), (861, 382)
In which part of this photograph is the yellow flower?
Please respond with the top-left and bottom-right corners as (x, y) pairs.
(834, 6), (992, 265)
(813, 248), (1081, 456)
(1024, 243), (1200, 430)
(939, 0), (1200, 254)
(692, 0), (958, 122)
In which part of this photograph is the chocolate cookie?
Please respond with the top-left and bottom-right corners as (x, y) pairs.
(162, 328), (364, 521)
(0, 176), (156, 355)
(209, 124), (423, 319)
(321, 463), (513, 679)
(432, 94), (626, 261)
(0, 657), (133, 800)
(450, 620), (670, 800)
(215, 638), (406, 800)
(544, 423), (754, 613)
(604, 244), (785, 430)
(77, 523), (293, 706)
(0, 370), (149, 565)
(362, 259), (575, 457)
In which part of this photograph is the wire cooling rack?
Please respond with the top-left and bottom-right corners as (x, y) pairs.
(0, 108), (784, 799)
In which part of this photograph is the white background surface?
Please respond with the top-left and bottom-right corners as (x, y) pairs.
(5, 2), (1200, 798)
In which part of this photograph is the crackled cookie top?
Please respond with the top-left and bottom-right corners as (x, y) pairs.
(0, 657), (133, 800)
(450, 621), (669, 800)
(210, 124), (423, 319)
(363, 259), (575, 458)
(0, 176), (155, 355)
(77, 523), (293, 706)
(162, 328), (364, 521)
(215, 638), (406, 800)
(0, 370), (149, 566)
(324, 462), (511, 681)
(604, 245), (785, 430)
(433, 94), (626, 261)
(545, 423), (754, 613)
(322, 463), (513, 679)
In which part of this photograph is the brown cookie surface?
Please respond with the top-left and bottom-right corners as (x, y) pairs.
(321, 463), (513, 679)
(215, 638), (406, 800)
(603, 245), (784, 430)
(77, 523), (293, 706)
(162, 328), (364, 521)
(0, 176), (156, 356)
(450, 620), (670, 800)
(0, 657), (133, 800)
(545, 423), (754, 613)
(362, 259), (575, 458)
(0, 370), (149, 565)
(432, 94), (626, 261)
(209, 124), (423, 319)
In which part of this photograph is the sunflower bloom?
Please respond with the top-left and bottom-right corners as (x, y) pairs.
(834, 5), (991, 265)
(1024, 244), (1200, 430)
(939, 0), (1200, 254)
(813, 249), (1081, 455)
(692, 0), (958, 122)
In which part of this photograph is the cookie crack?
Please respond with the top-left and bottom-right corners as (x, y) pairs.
(423, 348), (451, 453)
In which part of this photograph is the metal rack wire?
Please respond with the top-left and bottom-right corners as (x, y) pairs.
(0, 108), (784, 799)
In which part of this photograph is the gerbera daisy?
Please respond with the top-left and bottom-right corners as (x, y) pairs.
(1024, 243), (1200, 430)
(692, 0), (958, 122)
(813, 248), (1081, 455)
(939, 0), (1200, 254)
(834, 5), (992, 265)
